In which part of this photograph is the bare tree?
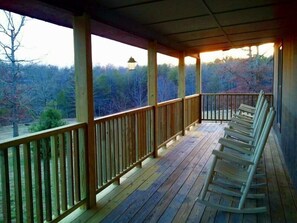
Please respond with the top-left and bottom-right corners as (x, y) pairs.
(0, 10), (26, 136)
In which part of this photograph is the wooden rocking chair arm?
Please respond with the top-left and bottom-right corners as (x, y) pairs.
(212, 150), (254, 166)
(218, 138), (254, 155)
(224, 128), (254, 143)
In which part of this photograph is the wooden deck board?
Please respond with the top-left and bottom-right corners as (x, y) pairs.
(70, 123), (297, 223)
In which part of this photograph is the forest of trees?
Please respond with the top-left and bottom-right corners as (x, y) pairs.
(0, 55), (273, 129)
(202, 55), (273, 93)
(0, 62), (194, 126)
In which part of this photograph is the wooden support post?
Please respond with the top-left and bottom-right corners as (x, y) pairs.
(196, 57), (201, 94)
(114, 178), (120, 185)
(196, 57), (202, 123)
(73, 13), (96, 209)
(179, 52), (186, 135)
(137, 162), (142, 168)
(148, 41), (158, 158)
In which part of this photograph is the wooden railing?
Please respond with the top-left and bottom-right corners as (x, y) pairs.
(94, 106), (154, 193)
(93, 96), (201, 192)
(0, 94), (202, 222)
(1, 92), (276, 222)
(201, 93), (273, 121)
(184, 94), (201, 128)
(0, 123), (87, 223)
(157, 99), (183, 148)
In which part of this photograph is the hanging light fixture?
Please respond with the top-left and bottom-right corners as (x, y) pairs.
(127, 56), (137, 70)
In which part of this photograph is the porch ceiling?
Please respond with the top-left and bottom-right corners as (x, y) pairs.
(0, 0), (296, 57)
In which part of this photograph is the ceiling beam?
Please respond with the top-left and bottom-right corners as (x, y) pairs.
(202, 0), (234, 48)
(108, 0), (163, 10)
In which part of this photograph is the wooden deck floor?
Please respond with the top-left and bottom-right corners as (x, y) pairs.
(70, 123), (297, 223)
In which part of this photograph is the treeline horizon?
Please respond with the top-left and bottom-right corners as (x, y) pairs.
(0, 55), (273, 127)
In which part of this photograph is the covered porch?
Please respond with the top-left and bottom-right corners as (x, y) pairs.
(1, 0), (297, 222)
(69, 122), (297, 223)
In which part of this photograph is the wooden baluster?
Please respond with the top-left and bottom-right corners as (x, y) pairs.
(102, 122), (107, 183)
(118, 118), (123, 173)
(24, 143), (34, 222)
(190, 98), (193, 125)
(187, 98), (189, 124)
(206, 95), (209, 120)
(66, 131), (74, 206)
(59, 133), (67, 212)
(78, 127), (87, 199)
(42, 138), (52, 221)
(114, 119), (118, 178)
(160, 106), (163, 144)
(202, 95), (204, 120)
(214, 94), (217, 121)
(235, 94), (237, 114)
(123, 117), (127, 169)
(150, 108), (155, 153)
(110, 119), (115, 178)
(169, 103), (173, 138)
(140, 110), (144, 157)
(51, 135), (60, 216)
(33, 141), (43, 222)
(218, 95), (221, 121)
(0, 149), (11, 223)
(12, 145), (23, 223)
(139, 112), (143, 160)
(131, 113), (136, 164)
(143, 110), (146, 157)
(160, 105), (164, 146)
(157, 106), (161, 147)
(127, 115), (131, 165)
(226, 95), (229, 120)
(198, 95), (201, 123)
(180, 100), (183, 132)
(135, 113), (140, 161)
(114, 119), (119, 177)
(145, 110), (149, 154)
(128, 115), (134, 166)
(189, 98), (191, 124)
(188, 98), (191, 126)
(142, 111), (147, 158)
(122, 116), (127, 171)
(73, 129), (81, 202)
(108, 120), (113, 179)
(211, 95), (214, 120)
(95, 123), (101, 187)
(184, 99), (188, 127)
(106, 121), (112, 181)
(93, 124), (98, 188)
(125, 116), (129, 169)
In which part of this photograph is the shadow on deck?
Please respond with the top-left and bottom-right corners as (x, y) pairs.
(69, 123), (297, 223)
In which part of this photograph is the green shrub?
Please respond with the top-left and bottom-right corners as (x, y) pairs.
(30, 108), (66, 159)
(30, 108), (66, 132)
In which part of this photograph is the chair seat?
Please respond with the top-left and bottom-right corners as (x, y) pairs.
(214, 159), (249, 183)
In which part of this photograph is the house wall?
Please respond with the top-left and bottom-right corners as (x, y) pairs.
(274, 34), (297, 188)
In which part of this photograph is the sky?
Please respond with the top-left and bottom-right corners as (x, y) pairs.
(200, 44), (274, 63)
(14, 17), (181, 67)
(0, 11), (273, 68)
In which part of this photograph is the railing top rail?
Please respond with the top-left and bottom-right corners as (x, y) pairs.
(95, 105), (153, 123)
(201, 93), (273, 96)
(0, 122), (87, 150)
(185, 94), (200, 99)
(158, 98), (183, 107)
